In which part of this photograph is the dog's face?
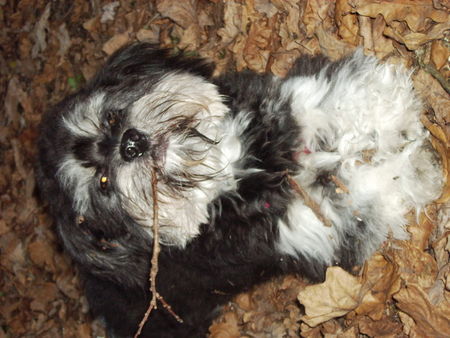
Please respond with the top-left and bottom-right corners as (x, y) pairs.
(41, 44), (238, 247)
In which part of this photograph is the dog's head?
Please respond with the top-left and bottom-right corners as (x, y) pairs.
(38, 43), (239, 251)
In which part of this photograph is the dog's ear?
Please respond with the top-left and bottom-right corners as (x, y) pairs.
(89, 42), (215, 88)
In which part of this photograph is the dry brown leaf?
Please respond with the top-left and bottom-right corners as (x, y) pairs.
(56, 23), (71, 58)
(217, 1), (248, 46)
(350, 0), (449, 32)
(209, 311), (241, 338)
(395, 284), (450, 337)
(102, 32), (131, 55)
(407, 207), (437, 251)
(302, 0), (334, 37)
(371, 15), (395, 59)
(254, 0), (278, 18)
(178, 24), (202, 50)
(358, 15), (374, 55)
(31, 3), (51, 58)
(228, 34), (247, 71)
(272, 0), (302, 39)
(29, 282), (59, 312)
(315, 24), (354, 60)
(433, 231), (450, 270)
(355, 253), (400, 320)
(5, 77), (33, 129)
(28, 238), (55, 270)
(156, 0), (198, 29)
(431, 39), (450, 71)
(384, 22), (450, 50)
(136, 28), (160, 43)
(300, 322), (322, 337)
(335, 0), (360, 46)
(101, 1), (120, 23)
(235, 293), (253, 312)
(270, 49), (301, 77)
(244, 18), (274, 72)
(0, 219), (10, 236)
(298, 267), (363, 327)
(337, 325), (359, 337)
(357, 315), (403, 337)
(414, 69), (450, 128)
(390, 241), (438, 289)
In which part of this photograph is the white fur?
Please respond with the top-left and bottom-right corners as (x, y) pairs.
(57, 155), (95, 215)
(58, 93), (106, 216)
(62, 93), (104, 138)
(277, 51), (443, 262)
(116, 73), (249, 247)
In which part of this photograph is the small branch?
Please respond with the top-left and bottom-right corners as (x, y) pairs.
(157, 293), (183, 323)
(330, 175), (349, 194)
(416, 49), (450, 95)
(134, 168), (183, 338)
(134, 167), (160, 338)
(286, 173), (333, 227)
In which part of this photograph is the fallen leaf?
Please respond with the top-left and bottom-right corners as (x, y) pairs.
(414, 69), (450, 127)
(394, 284), (450, 337)
(270, 49), (301, 77)
(431, 39), (450, 71)
(254, 0), (278, 18)
(209, 311), (241, 338)
(244, 17), (274, 72)
(218, 1), (249, 45)
(0, 219), (10, 236)
(357, 315), (403, 337)
(5, 77), (33, 129)
(350, 0), (449, 32)
(407, 206), (437, 251)
(302, 0), (334, 38)
(355, 253), (400, 320)
(101, 1), (120, 23)
(28, 238), (54, 270)
(298, 267), (363, 327)
(31, 3), (51, 58)
(156, 0), (198, 29)
(315, 24), (354, 60)
(136, 27), (160, 43)
(56, 23), (71, 58)
(390, 241), (438, 289)
(29, 282), (59, 312)
(102, 32), (131, 55)
(178, 23), (202, 50)
(335, 0), (360, 46)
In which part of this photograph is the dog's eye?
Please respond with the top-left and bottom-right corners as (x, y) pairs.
(100, 175), (109, 190)
(107, 112), (117, 127)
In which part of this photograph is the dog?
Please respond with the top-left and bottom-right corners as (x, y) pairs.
(37, 43), (443, 337)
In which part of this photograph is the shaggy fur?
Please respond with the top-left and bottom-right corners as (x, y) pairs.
(37, 43), (443, 337)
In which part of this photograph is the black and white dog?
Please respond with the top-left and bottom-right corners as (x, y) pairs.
(37, 43), (443, 337)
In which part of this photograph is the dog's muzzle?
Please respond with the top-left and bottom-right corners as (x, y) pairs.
(120, 128), (149, 161)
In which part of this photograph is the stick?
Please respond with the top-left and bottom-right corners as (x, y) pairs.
(134, 167), (161, 338)
(286, 173), (333, 227)
(330, 175), (349, 194)
(134, 168), (183, 336)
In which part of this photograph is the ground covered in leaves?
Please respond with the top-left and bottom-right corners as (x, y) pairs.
(1, 0), (449, 337)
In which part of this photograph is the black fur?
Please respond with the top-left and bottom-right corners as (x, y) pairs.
(37, 43), (354, 337)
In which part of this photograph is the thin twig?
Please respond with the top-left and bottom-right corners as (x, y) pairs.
(415, 48), (450, 95)
(156, 293), (183, 323)
(286, 173), (333, 227)
(330, 175), (350, 194)
(134, 167), (161, 338)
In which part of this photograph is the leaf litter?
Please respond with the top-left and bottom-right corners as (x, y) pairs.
(0, 0), (449, 337)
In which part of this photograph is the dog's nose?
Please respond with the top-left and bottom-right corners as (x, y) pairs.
(120, 128), (149, 161)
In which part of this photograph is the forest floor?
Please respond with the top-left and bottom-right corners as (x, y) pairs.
(1, 0), (449, 337)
